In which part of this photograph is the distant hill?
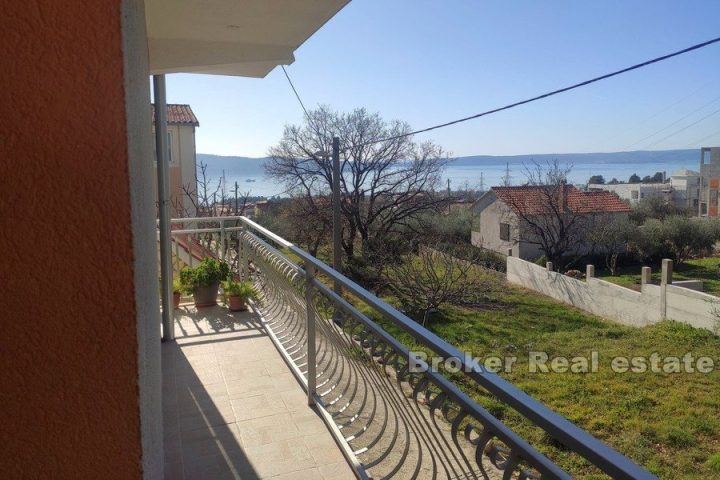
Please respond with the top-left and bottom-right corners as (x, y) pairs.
(199, 149), (700, 174)
(448, 149), (698, 167)
(197, 153), (269, 176)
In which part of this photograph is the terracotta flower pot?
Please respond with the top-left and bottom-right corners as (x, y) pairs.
(173, 291), (181, 309)
(228, 295), (247, 312)
(193, 283), (220, 308)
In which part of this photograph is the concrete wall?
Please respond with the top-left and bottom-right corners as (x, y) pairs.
(1, 0), (155, 478)
(507, 257), (718, 332)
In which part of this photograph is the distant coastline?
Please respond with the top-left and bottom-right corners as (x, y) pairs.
(198, 148), (703, 198)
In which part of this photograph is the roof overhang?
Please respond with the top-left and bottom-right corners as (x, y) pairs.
(144, 0), (349, 77)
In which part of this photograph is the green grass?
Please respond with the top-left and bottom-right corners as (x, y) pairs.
(597, 257), (720, 296)
(351, 272), (720, 479)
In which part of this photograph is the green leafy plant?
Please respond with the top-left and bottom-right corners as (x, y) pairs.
(179, 258), (230, 293)
(172, 278), (182, 294)
(221, 279), (259, 303)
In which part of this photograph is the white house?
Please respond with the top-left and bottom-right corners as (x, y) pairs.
(152, 104), (199, 216)
(471, 185), (632, 260)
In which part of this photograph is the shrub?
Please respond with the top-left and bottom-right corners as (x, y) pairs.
(221, 279), (258, 302)
(629, 216), (715, 264)
(180, 257), (230, 292)
(434, 242), (506, 272)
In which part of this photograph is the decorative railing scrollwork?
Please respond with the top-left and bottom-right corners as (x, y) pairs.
(170, 215), (656, 480)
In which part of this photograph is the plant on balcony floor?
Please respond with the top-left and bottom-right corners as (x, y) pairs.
(172, 278), (182, 309)
(179, 258), (230, 308)
(221, 279), (258, 312)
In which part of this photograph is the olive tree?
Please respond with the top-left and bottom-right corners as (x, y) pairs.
(586, 215), (636, 275)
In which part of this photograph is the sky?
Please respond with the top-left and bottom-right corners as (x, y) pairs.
(164, 0), (720, 159)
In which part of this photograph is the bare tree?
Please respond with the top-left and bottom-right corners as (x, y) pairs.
(266, 106), (449, 263)
(384, 247), (489, 326)
(281, 194), (333, 256)
(501, 160), (587, 269)
(181, 161), (223, 217)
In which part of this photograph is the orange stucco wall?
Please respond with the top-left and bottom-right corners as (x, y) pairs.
(1, 1), (143, 478)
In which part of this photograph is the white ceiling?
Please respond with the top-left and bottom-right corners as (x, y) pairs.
(144, 0), (349, 77)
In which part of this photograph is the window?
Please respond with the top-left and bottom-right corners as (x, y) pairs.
(167, 131), (174, 164)
(693, 199), (699, 208)
(151, 129), (174, 164)
(631, 190), (639, 199)
(499, 222), (510, 241)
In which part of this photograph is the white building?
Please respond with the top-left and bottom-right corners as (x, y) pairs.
(152, 104), (199, 217)
(669, 168), (701, 211)
(588, 169), (700, 211)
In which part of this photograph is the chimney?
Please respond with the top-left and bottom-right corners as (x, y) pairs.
(558, 180), (568, 212)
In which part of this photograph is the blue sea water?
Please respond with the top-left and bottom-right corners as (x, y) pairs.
(217, 159), (696, 198)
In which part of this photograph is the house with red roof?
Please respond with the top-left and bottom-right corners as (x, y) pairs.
(471, 184), (632, 260)
(152, 104), (199, 216)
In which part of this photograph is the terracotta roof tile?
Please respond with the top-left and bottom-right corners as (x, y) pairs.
(492, 185), (631, 215)
(151, 104), (199, 126)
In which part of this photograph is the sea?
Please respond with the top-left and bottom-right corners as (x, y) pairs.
(199, 149), (703, 198)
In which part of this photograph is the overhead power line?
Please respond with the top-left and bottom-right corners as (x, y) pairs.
(281, 65), (311, 120)
(622, 94), (720, 150)
(280, 37), (720, 151)
(643, 106), (720, 149)
(353, 36), (720, 148)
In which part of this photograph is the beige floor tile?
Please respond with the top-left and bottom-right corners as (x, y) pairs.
(272, 466), (322, 480)
(225, 376), (276, 400)
(303, 432), (347, 465)
(164, 305), (354, 479)
(178, 401), (236, 432)
(231, 393), (287, 422)
(242, 439), (316, 478)
(235, 413), (301, 447)
(318, 461), (356, 480)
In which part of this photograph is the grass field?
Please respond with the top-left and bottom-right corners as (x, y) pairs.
(355, 273), (720, 479)
(597, 257), (720, 296)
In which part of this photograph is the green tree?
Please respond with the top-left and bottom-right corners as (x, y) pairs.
(628, 173), (641, 183)
(588, 175), (605, 184)
(586, 216), (636, 275)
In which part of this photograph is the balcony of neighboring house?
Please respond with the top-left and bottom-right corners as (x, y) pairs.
(157, 216), (658, 480)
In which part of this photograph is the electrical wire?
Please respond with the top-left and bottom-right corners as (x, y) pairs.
(352, 36), (720, 148)
(642, 106), (720, 149)
(281, 65), (311, 120)
(279, 37), (720, 152)
(622, 94), (720, 150)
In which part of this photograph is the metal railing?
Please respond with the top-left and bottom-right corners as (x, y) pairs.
(168, 215), (656, 480)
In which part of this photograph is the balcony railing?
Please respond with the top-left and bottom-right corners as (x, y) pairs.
(169, 216), (656, 480)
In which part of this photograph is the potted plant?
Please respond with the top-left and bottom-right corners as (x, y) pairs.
(179, 258), (230, 308)
(221, 279), (259, 312)
(172, 278), (182, 309)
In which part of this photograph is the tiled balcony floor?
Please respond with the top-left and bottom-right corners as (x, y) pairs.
(162, 300), (355, 480)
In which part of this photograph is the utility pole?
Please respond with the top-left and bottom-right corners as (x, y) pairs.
(480, 172), (484, 192)
(332, 137), (342, 295)
(502, 162), (512, 186)
(447, 178), (451, 196)
(234, 181), (239, 215)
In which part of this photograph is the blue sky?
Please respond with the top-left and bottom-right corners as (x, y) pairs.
(164, 0), (720, 158)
